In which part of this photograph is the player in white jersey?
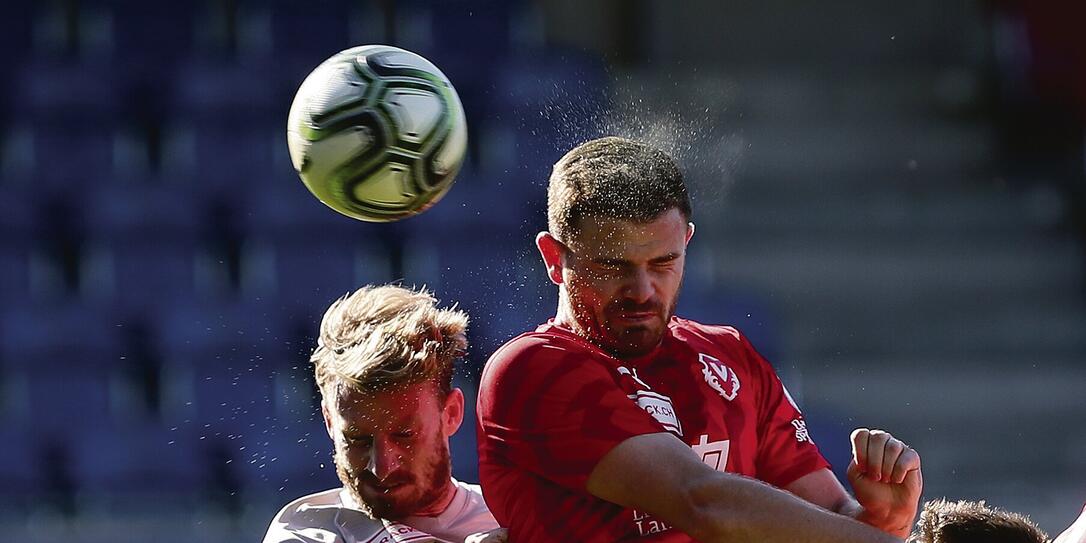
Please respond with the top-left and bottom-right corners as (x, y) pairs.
(263, 285), (503, 543)
(1055, 504), (1086, 543)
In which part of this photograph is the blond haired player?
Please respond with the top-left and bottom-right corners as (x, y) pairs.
(263, 285), (503, 543)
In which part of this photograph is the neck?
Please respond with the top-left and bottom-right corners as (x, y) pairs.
(553, 288), (578, 331)
(408, 479), (458, 518)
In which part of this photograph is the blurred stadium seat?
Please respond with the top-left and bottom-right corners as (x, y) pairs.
(82, 183), (216, 310)
(238, 179), (395, 304)
(0, 186), (40, 303)
(231, 417), (340, 504)
(0, 426), (48, 513)
(93, 0), (204, 70)
(69, 423), (209, 512)
(0, 303), (134, 433)
(0, 3), (35, 67)
(152, 299), (299, 433)
(237, 0), (381, 74)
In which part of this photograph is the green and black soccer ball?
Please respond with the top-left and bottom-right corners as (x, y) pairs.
(287, 45), (467, 222)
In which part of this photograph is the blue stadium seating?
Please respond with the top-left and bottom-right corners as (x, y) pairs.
(82, 183), (212, 309)
(160, 120), (282, 198)
(232, 417), (340, 501)
(91, 0), (203, 70)
(0, 186), (40, 303)
(14, 61), (123, 120)
(152, 299), (296, 432)
(170, 60), (282, 122)
(162, 59), (285, 192)
(238, 0), (383, 74)
(0, 3), (34, 68)
(8, 62), (123, 183)
(489, 52), (610, 177)
(4, 120), (119, 187)
(0, 425), (47, 511)
(69, 423), (209, 510)
(0, 303), (130, 433)
(238, 180), (395, 304)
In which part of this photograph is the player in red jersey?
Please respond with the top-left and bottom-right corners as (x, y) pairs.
(476, 136), (922, 542)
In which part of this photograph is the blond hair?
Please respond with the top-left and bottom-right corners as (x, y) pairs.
(547, 136), (691, 243)
(311, 285), (468, 398)
(910, 499), (1048, 543)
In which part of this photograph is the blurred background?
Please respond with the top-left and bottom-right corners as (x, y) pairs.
(1, 0), (1084, 541)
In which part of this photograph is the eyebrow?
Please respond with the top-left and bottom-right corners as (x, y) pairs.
(590, 252), (682, 266)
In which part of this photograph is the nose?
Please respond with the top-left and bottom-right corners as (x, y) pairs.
(624, 268), (655, 305)
(366, 436), (405, 481)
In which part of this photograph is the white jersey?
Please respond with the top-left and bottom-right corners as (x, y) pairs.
(263, 479), (498, 543)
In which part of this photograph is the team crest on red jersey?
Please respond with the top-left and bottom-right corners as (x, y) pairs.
(699, 353), (740, 401)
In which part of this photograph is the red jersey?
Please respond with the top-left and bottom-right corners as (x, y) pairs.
(476, 317), (830, 542)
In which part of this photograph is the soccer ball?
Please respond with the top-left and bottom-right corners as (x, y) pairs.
(286, 45), (468, 222)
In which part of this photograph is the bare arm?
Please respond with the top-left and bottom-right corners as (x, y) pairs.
(786, 468), (857, 513)
(586, 432), (903, 543)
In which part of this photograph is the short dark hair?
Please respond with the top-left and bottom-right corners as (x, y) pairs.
(910, 499), (1048, 543)
(546, 136), (692, 242)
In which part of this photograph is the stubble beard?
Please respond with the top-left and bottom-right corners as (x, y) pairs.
(334, 441), (453, 521)
(563, 287), (679, 358)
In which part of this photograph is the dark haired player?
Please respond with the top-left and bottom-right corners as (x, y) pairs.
(908, 499), (1048, 543)
(477, 137), (923, 542)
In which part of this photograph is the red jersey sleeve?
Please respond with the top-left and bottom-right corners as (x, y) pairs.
(739, 334), (831, 488)
(477, 334), (663, 491)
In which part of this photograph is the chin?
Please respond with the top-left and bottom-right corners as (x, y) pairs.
(362, 492), (417, 520)
(609, 329), (664, 357)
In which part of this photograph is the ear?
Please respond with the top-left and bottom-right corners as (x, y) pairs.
(442, 387), (465, 437)
(685, 222), (695, 245)
(321, 398), (336, 441)
(536, 231), (565, 286)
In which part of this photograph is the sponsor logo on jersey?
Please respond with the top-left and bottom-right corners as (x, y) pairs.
(632, 509), (675, 536)
(618, 366), (683, 436)
(628, 390), (683, 436)
(692, 434), (731, 472)
(791, 419), (811, 443)
(699, 353), (740, 401)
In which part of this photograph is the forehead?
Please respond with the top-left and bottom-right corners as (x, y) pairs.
(330, 381), (438, 428)
(568, 208), (688, 258)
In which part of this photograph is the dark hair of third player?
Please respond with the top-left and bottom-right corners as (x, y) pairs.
(909, 499), (1049, 543)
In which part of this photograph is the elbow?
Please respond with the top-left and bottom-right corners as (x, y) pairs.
(675, 473), (747, 542)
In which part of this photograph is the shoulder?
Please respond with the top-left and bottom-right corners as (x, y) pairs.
(454, 479), (486, 502)
(263, 488), (348, 543)
(477, 330), (619, 418)
(451, 480), (500, 530)
(269, 488), (343, 523)
(671, 318), (779, 377)
(671, 317), (749, 354)
(480, 330), (594, 388)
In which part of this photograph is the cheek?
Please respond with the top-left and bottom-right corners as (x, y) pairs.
(336, 441), (366, 466)
(566, 272), (616, 307)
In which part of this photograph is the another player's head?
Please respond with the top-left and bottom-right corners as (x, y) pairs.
(312, 284), (468, 520)
(909, 499), (1048, 543)
(537, 136), (694, 358)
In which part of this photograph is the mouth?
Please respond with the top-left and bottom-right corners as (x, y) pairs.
(372, 481), (407, 492)
(614, 312), (658, 324)
(357, 476), (410, 496)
